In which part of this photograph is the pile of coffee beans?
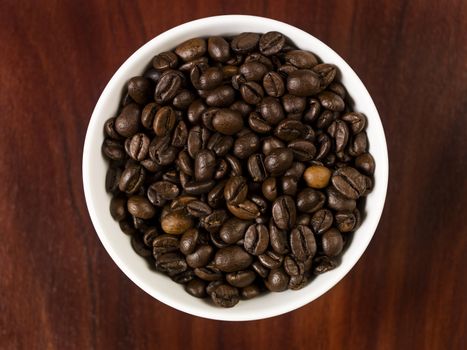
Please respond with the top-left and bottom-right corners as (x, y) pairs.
(102, 32), (375, 307)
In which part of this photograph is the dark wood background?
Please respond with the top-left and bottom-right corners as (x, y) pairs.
(1, 0), (466, 349)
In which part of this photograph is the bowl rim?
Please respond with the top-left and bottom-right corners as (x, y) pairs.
(83, 14), (389, 321)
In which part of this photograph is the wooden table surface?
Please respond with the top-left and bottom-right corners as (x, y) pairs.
(1, 0), (466, 349)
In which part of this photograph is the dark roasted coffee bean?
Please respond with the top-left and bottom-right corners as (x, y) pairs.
(327, 186), (357, 211)
(119, 220), (136, 236)
(247, 154), (268, 182)
(348, 132), (368, 157)
(262, 137), (285, 156)
(104, 117), (121, 140)
(269, 221), (288, 254)
(317, 110), (338, 129)
(179, 228), (199, 255)
(258, 250), (284, 269)
(144, 68), (162, 83)
(263, 71), (285, 97)
(214, 246), (253, 272)
(175, 38), (206, 62)
(332, 166), (368, 199)
(296, 188), (325, 213)
(115, 103), (141, 137)
(186, 200), (213, 217)
(244, 224), (269, 255)
(225, 154), (243, 176)
(259, 97), (285, 125)
(149, 136), (177, 166)
(227, 200), (260, 220)
(207, 180), (227, 208)
(173, 89), (195, 110)
(152, 51), (179, 71)
(272, 195), (297, 230)
(184, 180), (216, 195)
(234, 132), (260, 159)
(248, 112), (272, 134)
(153, 234), (180, 256)
(194, 149), (216, 182)
(321, 228), (344, 257)
(239, 62), (268, 81)
(154, 70), (183, 104)
(127, 77), (152, 104)
(342, 112), (367, 134)
(110, 196), (126, 221)
(231, 32), (260, 53)
(262, 177), (278, 201)
(355, 153), (375, 175)
(205, 85), (235, 107)
(259, 31), (286, 56)
(224, 176), (248, 205)
(288, 139), (316, 161)
(207, 133), (234, 156)
(185, 278), (207, 298)
(289, 273), (308, 290)
(194, 265), (223, 281)
(127, 195), (155, 219)
(313, 256), (338, 274)
(274, 119), (304, 141)
(187, 99), (206, 125)
(311, 209), (333, 235)
(156, 252), (187, 276)
(281, 176), (298, 196)
(335, 211), (358, 232)
(277, 64), (298, 77)
(245, 53), (274, 69)
(102, 138), (125, 161)
(199, 67), (224, 90)
(285, 50), (318, 69)
(186, 245), (213, 268)
(328, 120), (349, 153)
(284, 255), (304, 276)
(290, 225), (316, 262)
(313, 63), (337, 88)
(106, 166), (122, 194)
(212, 108), (243, 135)
(208, 36), (231, 62)
(282, 94), (306, 114)
(201, 210), (228, 234)
(265, 268), (289, 292)
(211, 284), (240, 308)
(287, 69), (321, 96)
(141, 102), (158, 129)
(131, 234), (152, 257)
(250, 194), (268, 214)
(143, 227), (159, 247)
(177, 150), (193, 176)
(119, 164), (145, 194)
(240, 81), (264, 104)
(220, 217), (251, 244)
(128, 133), (150, 161)
(304, 98), (321, 122)
(284, 161), (306, 180)
(226, 270), (256, 288)
(241, 284), (261, 299)
(264, 148), (294, 176)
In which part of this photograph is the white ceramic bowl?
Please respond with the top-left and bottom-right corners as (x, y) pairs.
(83, 15), (388, 321)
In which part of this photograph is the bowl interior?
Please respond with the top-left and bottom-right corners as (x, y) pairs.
(83, 15), (388, 321)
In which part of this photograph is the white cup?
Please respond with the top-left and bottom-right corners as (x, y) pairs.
(83, 15), (388, 321)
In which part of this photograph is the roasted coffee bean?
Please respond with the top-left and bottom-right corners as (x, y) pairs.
(214, 158), (229, 180)
(269, 221), (288, 254)
(177, 150), (193, 176)
(141, 103), (158, 129)
(127, 195), (156, 219)
(224, 176), (248, 205)
(274, 119), (304, 141)
(208, 36), (231, 62)
(220, 217), (251, 244)
(231, 33), (260, 53)
(184, 278), (207, 298)
(265, 268), (289, 292)
(263, 71), (285, 97)
(250, 194), (268, 214)
(148, 181), (180, 201)
(201, 210), (228, 234)
(288, 140), (316, 162)
(240, 81), (264, 104)
(335, 211), (358, 232)
(284, 162), (306, 179)
(143, 227), (159, 247)
(311, 209), (333, 234)
(225, 154), (243, 176)
(321, 228), (344, 257)
(155, 252), (187, 276)
(187, 99), (206, 125)
(245, 53), (274, 69)
(303, 165), (332, 189)
(226, 270), (256, 288)
(194, 265), (223, 281)
(282, 94), (306, 114)
(285, 50), (318, 69)
(287, 69), (321, 96)
(241, 284), (261, 299)
(184, 180), (216, 195)
(262, 137), (285, 156)
(259, 31), (286, 56)
(313, 256), (338, 274)
(227, 200), (260, 220)
(207, 180), (227, 208)
(348, 132), (368, 157)
(119, 164), (145, 194)
(115, 103), (141, 137)
(175, 38), (206, 62)
(127, 133), (150, 161)
(234, 132), (260, 159)
(342, 112), (366, 134)
(194, 149), (216, 182)
(104, 117), (121, 140)
(262, 177), (278, 201)
(264, 148), (294, 176)
(239, 62), (268, 81)
(131, 234), (152, 257)
(207, 133), (234, 156)
(272, 195), (297, 230)
(284, 255), (304, 276)
(259, 97), (285, 125)
(244, 224), (269, 255)
(232, 74), (247, 89)
(186, 245), (214, 268)
(187, 200), (213, 217)
(327, 186), (357, 211)
(315, 133), (332, 160)
(144, 68), (162, 83)
(199, 67), (224, 90)
(152, 51), (178, 71)
(127, 77), (152, 104)
(328, 120), (349, 153)
(247, 154), (268, 182)
(119, 220), (136, 236)
(258, 250), (284, 269)
(290, 225), (316, 262)
(205, 85), (235, 107)
(153, 234), (180, 257)
(102, 138), (125, 161)
(248, 112), (272, 134)
(304, 98), (321, 123)
(355, 153), (375, 175)
(281, 176), (298, 196)
(106, 165), (122, 194)
(211, 284), (240, 307)
(318, 91), (345, 112)
(332, 166), (368, 199)
(154, 70), (183, 104)
(289, 273), (308, 290)
(149, 136), (177, 165)
(110, 196), (127, 221)
(313, 63), (337, 88)
(212, 108), (243, 135)
(214, 246), (253, 272)
(296, 188), (325, 213)
(161, 210), (194, 235)
(179, 228), (200, 255)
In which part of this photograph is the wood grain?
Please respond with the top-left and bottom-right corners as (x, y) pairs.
(1, 0), (466, 349)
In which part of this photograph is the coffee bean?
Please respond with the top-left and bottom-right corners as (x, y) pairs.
(127, 77), (152, 104)
(184, 180), (216, 195)
(342, 112), (367, 134)
(274, 119), (304, 141)
(259, 31), (286, 56)
(269, 221), (289, 254)
(186, 245), (213, 268)
(304, 98), (321, 123)
(311, 209), (333, 235)
(241, 284), (261, 299)
(272, 195), (297, 230)
(131, 234), (152, 257)
(127, 133), (150, 161)
(220, 217), (251, 244)
(296, 188), (325, 213)
(227, 200), (260, 220)
(185, 278), (207, 298)
(284, 162), (306, 179)
(214, 246), (253, 272)
(248, 112), (272, 134)
(313, 256), (338, 274)
(288, 139), (316, 161)
(264, 148), (294, 176)
(290, 225), (316, 262)
(211, 284), (240, 307)
(286, 69), (321, 96)
(282, 94), (306, 114)
(240, 81), (264, 104)
(186, 200), (213, 217)
(258, 250), (284, 269)
(289, 273), (308, 290)
(154, 70), (183, 104)
(205, 85), (235, 107)
(321, 228), (344, 257)
(327, 186), (357, 211)
(201, 210), (228, 234)
(331, 166), (368, 199)
(127, 195), (156, 219)
(234, 132), (260, 159)
(208, 36), (231, 62)
(348, 132), (368, 157)
(102, 138), (125, 161)
(318, 91), (345, 112)
(155, 252), (187, 276)
(259, 97), (285, 125)
(115, 103), (141, 137)
(225, 154), (243, 176)
(231, 33), (260, 53)
(110, 195), (126, 221)
(239, 62), (268, 81)
(328, 120), (349, 153)
(194, 149), (216, 182)
(194, 265), (223, 281)
(224, 176), (248, 205)
(262, 177), (278, 201)
(247, 154), (268, 182)
(152, 51), (179, 71)
(199, 67), (224, 90)
(245, 53), (274, 70)
(207, 180), (227, 208)
(285, 50), (318, 69)
(212, 109), (243, 135)
(104, 117), (121, 140)
(175, 38), (206, 62)
(265, 268), (289, 292)
(303, 165), (332, 188)
(355, 153), (375, 175)
(313, 63), (337, 88)
(119, 164), (145, 194)
(281, 176), (298, 196)
(335, 211), (358, 232)
(243, 223), (269, 255)
(207, 133), (234, 156)
(226, 270), (256, 288)
(144, 68), (162, 83)
(161, 210), (194, 235)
